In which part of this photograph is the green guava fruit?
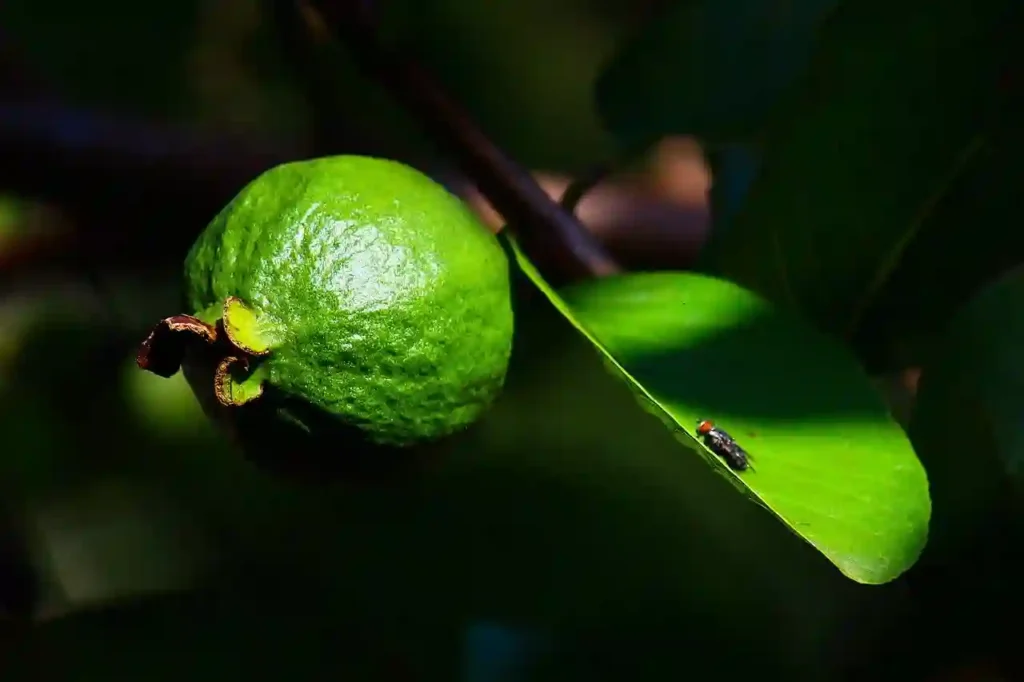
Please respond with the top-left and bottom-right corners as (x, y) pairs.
(137, 155), (513, 475)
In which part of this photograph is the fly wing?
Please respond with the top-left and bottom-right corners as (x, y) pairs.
(704, 432), (730, 451)
(713, 427), (738, 443)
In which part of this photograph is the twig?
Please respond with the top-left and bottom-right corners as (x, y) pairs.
(304, 0), (621, 286)
(267, 0), (396, 157)
(268, 0), (340, 152)
(0, 100), (301, 285)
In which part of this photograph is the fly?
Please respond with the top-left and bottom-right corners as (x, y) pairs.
(696, 419), (753, 472)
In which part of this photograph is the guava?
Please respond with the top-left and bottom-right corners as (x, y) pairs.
(137, 155), (513, 477)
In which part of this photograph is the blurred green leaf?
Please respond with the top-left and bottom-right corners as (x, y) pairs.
(0, 297), (119, 499)
(123, 359), (210, 437)
(29, 481), (213, 614)
(704, 0), (1017, 341)
(910, 268), (1024, 553)
(707, 145), (761, 233)
(0, 196), (28, 240)
(0, 0), (202, 117)
(385, 0), (623, 169)
(595, 0), (841, 148)
(506, 238), (930, 584)
(1, 0), (311, 136)
(852, 130), (1024, 368)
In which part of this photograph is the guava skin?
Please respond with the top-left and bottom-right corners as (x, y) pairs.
(182, 155), (514, 448)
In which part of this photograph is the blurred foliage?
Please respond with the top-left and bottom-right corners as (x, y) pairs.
(705, 0), (1015, 352)
(2, 274), (918, 679)
(597, 0), (1020, 371)
(8, 589), (448, 681)
(384, 0), (630, 170)
(596, 0), (842, 148)
(911, 269), (1024, 556)
(0, 0), (633, 167)
(0, 0), (203, 118)
(851, 127), (1024, 368)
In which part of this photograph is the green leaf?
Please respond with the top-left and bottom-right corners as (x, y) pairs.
(707, 145), (761, 233)
(705, 0), (1016, 340)
(0, 0), (201, 118)
(852, 131), (1024, 369)
(506, 239), (930, 584)
(910, 269), (1024, 554)
(595, 0), (842, 147)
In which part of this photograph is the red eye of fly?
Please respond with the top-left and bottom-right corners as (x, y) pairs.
(696, 420), (714, 435)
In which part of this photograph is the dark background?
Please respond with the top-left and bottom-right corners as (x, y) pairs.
(0, 1), (1015, 681)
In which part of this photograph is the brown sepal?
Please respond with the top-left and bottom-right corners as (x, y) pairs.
(213, 355), (264, 406)
(136, 315), (217, 378)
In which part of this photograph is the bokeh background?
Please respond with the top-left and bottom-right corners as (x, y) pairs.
(0, 0), (1010, 680)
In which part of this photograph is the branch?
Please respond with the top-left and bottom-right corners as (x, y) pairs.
(0, 100), (303, 284)
(303, 0), (621, 286)
(267, 0), (398, 156)
(0, 3), (625, 291)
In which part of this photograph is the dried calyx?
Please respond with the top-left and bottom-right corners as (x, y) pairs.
(136, 296), (276, 406)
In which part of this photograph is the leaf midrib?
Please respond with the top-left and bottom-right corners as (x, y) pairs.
(842, 136), (988, 338)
